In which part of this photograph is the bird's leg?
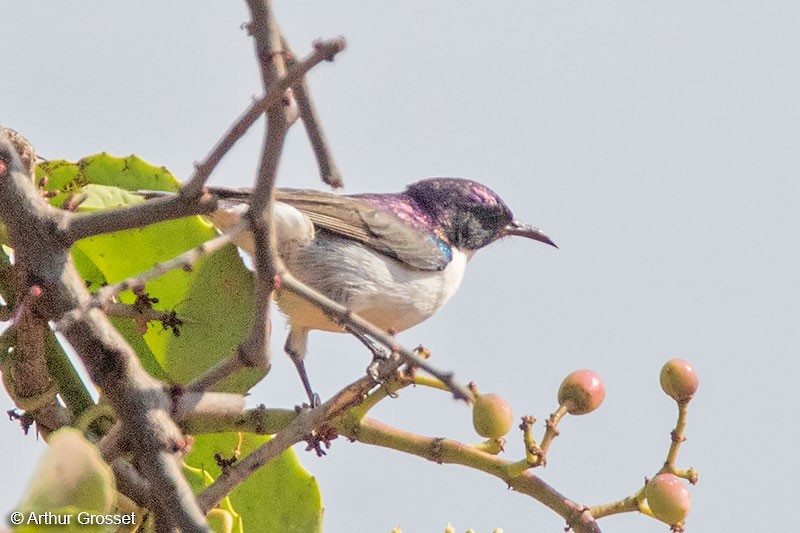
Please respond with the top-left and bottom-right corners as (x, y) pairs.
(344, 326), (391, 382)
(292, 358), (321, 408)
(285, 329), (321, 408)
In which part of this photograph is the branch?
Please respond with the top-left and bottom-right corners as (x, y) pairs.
(189, 0), (289, 394)
(281, 33), (344, 188)
(63, 192), (218, 244)
(180, 403), (296, 436)
(0, 130), (210, 531)
(342, 418), (602, 533)
(180, 34), (346, 200)
(196, 354), (404, 512)
(187, 0), (330, 392)
(184, 372), (601, 533)
(3, 302), (66, 436)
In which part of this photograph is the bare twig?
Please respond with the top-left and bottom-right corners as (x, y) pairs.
(187, 0), (300, 392)
(63, 193), (218, 244)
(281, 33), (344, 188)
(196, 354), (403, 512)
(112, 457), (152, 508)
(180, 35), (346, 200)
(184, 356), (250, 392)
(106, 301), (183, 329)
(5, 296), (66, 436)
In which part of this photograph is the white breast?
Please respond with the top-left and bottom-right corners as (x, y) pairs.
(277, 238), (472, 333)
(209, 201), (471, 333)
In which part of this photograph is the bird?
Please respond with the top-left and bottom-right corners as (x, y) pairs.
(204, 177), (557, 406)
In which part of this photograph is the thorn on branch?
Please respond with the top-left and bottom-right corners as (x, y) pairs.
(10, 285), (43, 325)
(36, 175), (59, 199)
(313, 37), (346, 61)
(60, 192), (88, 212)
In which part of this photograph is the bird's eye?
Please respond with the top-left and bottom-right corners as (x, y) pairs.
(474, 206), (504, 229)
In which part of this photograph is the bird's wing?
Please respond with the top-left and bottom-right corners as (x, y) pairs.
(208, 187), (450, 271)
(276, 188), (452, 271)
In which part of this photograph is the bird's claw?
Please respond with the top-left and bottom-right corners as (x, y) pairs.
(367, 358), (383, 382)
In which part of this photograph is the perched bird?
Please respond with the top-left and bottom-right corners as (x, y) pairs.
(206, 177), (556, 405)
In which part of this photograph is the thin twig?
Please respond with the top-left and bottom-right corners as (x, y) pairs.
(281, 33), (344, 188)
(54, 225), (241, 332)
(280, 272), (472, 401)
(232, 0), (291, 374)
(186, 0), (295, 393)
(105, 301), (182, 325)
(63, 193), (218, 244)
(172, 391), (246, 421)
(180, 36), (346, 200)
(196, 354), (404, 512)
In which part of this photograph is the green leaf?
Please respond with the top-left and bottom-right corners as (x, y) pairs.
(28, 155), (319, 532)
(16, 428), (115, 533)
(76, 183), (146, 210)
(38, 154), (258, 389)
(185, 433), (323, 533)
(163, 244), (261, 392)
(37, 154), (180, 195)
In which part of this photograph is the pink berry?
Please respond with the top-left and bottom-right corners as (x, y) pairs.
(660, 359), (699, 402)
(472, 393), (514, 439)
(645, 473), (691, 525)
(557, 369), (605, 415)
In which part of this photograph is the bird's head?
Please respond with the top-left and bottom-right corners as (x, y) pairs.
(406, 178), (557, 251)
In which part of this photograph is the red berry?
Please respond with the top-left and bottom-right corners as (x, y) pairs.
(472, 393), (514, 439)
(645, 473), (691, 525)
(660, 359), (699, 402)
(557, 369), (605, 415)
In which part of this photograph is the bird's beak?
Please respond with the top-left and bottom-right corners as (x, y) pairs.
(502, 220), (558, 248)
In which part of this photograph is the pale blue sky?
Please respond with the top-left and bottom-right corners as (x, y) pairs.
(2, 2), (799, 532)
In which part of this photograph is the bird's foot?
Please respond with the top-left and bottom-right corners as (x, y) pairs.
(366, 355), (400, 399)
(366, 357), (383, 382)
(310, 392), (322, 409)
(294, 392), (322, 410)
